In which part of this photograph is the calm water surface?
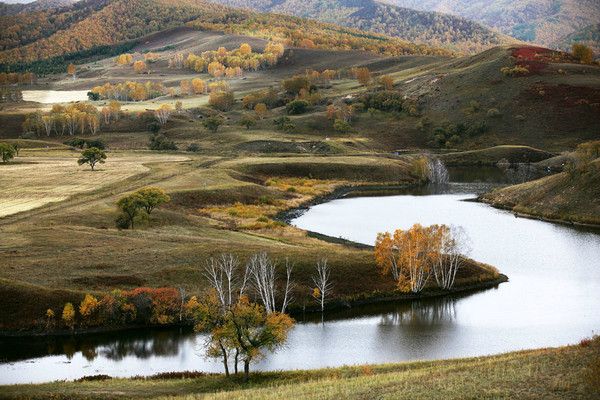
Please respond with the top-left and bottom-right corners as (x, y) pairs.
(1, 171), (599, 384)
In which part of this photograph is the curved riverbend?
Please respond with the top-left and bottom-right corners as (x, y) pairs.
(1, 182), (599, 384)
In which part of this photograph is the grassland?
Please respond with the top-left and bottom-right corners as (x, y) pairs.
(1, 336), (598, 399)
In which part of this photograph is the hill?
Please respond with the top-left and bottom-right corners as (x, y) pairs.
(558, 24), (600, 56)
(384, 0), (600, 53)
(208, 0), (515, 54)
(0, 0), (77, 16)
(481, 157), (600, 225)
(0, 0), (451, 69)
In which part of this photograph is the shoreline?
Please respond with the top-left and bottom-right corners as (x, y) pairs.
(1, 184), (506, 338)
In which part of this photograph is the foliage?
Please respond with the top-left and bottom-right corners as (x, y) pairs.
(243, 89), (280, 110)
(273, 116), (295, 132)
(149, 134), (177, 151)
(501, 65), (530, 76)
(209, 90), (235, 112)
(375, 224), (469, 292)
(572, 43), (594, 64)
(333, 119), (351, 133)
(203, 115), (225, 132)
(239, 114), (256, 130)
(0, 142), (16, 163)
(116, 192), (145, 229)
(91, 81), (166, 102)
(136, 187), (171, 215)
(77, 147), (107, 171)
(282, 75), (311, 96)
(361, 91), (403, 113)
(61, 302), (75, 330)
(429, 121), (488, 148)
(286, 99), (310, 115)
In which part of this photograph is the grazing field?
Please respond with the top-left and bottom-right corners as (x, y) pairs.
(0, 151), (188, 217)
(1, 337), (598, 400)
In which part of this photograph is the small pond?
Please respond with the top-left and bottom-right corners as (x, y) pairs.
(22, 90), (90, 104)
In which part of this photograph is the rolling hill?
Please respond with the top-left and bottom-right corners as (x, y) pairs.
(383, 0), (600, 53)
(208, 0), (515, 54)
(0, 0), (452, 69)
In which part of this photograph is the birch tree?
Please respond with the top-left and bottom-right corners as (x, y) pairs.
(312, 258), (333, 312)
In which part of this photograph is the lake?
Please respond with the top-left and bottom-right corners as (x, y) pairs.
(22, 90), (90, 104)
(1, 170), (599, 384)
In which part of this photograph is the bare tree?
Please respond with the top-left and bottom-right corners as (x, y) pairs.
(178, 287), (186, 323)
(248, 252), (294, 314)
(204, 254), (241, 309)
(433, 226), (470, 290)
(312, 258), (333, 312)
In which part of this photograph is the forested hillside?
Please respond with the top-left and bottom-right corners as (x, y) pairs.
(383, 0), (600, 52)
(0, 0), (452, 69)
(0, 0), (77, 16)
(209, 0), (514, 54)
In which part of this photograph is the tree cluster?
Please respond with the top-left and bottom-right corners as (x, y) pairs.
(90, 81), (166, 102)
(375, 224), (470, 293)
(23, 103), (101, 137)
(116, 187), (171, 229)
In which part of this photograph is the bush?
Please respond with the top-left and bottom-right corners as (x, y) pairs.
(87, 91), (100, 101)
(203, 115), (225, 132)
(273, 116), (295, 132)
(282, 75), (310, 95)
(149, 134), (178, 151)
(209, 91), (235, 112)
(501, 65), (529, 76)
(147, 121), (161, 133)
(333, 119), (352, 133)
(86, 138), (106, 150)
(361, 91), (403, 112)
(186, 143), (200, 152)
(115, 213), (131, 230)
(64, 137), (86, 149)
(572, 44), (594, 64)
(429, 121), (488, 148)
(286, 99), (310, 115)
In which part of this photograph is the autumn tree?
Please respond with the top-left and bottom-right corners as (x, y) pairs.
(154, 104), (173, 125)
(67, 63), (76, 79)
(191, 78), (207, 94)
(78, 147), (106, 171)
(62, 303), (75, 330)
(353, 67), (371, 86)
(0, 143), (16, 163)
(79, 294), (99, 326)
(136, 187), (171, 215)
(239, 43), (252, 56)
(572, 44), (594, 64)
(209, 90), (235, 112)
(226, 297), (294, 381)
(378, 75), (394, 90)
(254, 103), (268, 119)
(133, 60), (148, 74)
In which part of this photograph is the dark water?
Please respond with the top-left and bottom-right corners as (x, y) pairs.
(1, 167), (599, 384)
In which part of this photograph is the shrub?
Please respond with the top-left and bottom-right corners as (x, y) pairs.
(501, 65), (529, 76)
(572, 44), (594, 64)
(286, 99), (310, 115)
(273, 116), (295, 132)
(87, 91), (100, 101)
(282, 75), (310, 95)
(240, 114), (256, 130)
(149, 134), (178, 151)
(186, 143), (200, 152)
(361, 91), (403, 112)
(203, 115), (225, 132)
(86, 138), (106, 150)
(0, 142), (16, 163)
(209, 90), (235, 112)
(333, 119), (352, 132)
(64, 137), (86, 149)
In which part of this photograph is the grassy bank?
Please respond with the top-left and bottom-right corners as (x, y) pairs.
(481, 159), (600, 226)
(1, 337), (598, 399)
(0, 149), (503, 333)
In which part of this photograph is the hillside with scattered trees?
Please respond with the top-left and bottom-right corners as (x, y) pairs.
(209, 0), (514, 54)
(384, 0), (600, 54)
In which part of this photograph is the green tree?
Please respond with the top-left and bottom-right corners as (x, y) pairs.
(77, 147), (106, 171)
(0, 143), (16, 163)
(136, 187), (171, 215)
(572, 44), (594, 64)
(239, 114), (256, 130)
(286, 99), (310, 115)
(116, 193), (145, 229)
(203, 115), (225, 133)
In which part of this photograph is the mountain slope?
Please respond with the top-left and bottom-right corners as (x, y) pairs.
(0, 0), (452, 67)
(383, 0), (600, 51)
(0, 0), (77, 16)
(208, 0), (515, 54)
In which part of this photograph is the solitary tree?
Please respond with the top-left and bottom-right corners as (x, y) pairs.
(62, 303), (75, 330)
(239, 114), (256, 130)
(77, 147), (106, 171)
(0, 142), (16, 163)
(67, 63), (76, 79)
(203, 115), (224, 133)
(312, 258), (333, 313)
